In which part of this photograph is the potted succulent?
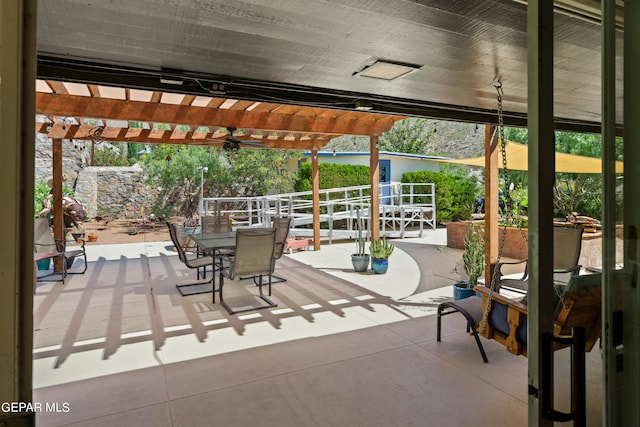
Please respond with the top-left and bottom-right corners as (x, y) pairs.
(351, 210), (370, 272)
(452, 222), (485, 300)
(369, 236), (394, 274)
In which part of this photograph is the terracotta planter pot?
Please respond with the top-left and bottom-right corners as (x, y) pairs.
(446, 221), (528, 259)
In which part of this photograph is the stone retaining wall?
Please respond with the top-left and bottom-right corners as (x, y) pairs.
(34, 133), (87, 185)
(34, 133), (266, 219)
(75, 166), (160, 218)
(35, 133), (161, 218)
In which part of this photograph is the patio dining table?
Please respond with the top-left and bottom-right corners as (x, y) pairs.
(189, 231), (236, 302)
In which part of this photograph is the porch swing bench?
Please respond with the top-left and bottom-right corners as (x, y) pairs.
(474, 272), (604, 358)
(437, 81), (605, 362)
(437, 273), (604, 363)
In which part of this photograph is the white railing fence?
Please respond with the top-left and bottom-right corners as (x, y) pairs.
(201, 182), (435, 241)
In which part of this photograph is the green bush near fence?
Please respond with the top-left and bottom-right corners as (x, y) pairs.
(294, 163), (371, 193)
(293, 163), (372, 218)
(401, 170), (475, 223)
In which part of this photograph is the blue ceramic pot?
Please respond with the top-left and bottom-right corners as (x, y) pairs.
(371, 258), (389, 274)
(453, 281), (475, 300)
(36, 258), (51, 271)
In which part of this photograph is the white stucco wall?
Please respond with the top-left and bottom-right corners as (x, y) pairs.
(385, 156), (440, 180)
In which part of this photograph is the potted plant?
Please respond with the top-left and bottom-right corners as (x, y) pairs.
(369, 236), (394, 274)
(351, 210), (370, 272)
(452, 222), (485, 300)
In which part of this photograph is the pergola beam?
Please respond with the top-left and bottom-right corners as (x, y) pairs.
(36, 92), (399, 137)
(35, 122), (336, 149)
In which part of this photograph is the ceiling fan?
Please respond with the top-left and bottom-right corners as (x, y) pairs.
(220, 127), (268, 151)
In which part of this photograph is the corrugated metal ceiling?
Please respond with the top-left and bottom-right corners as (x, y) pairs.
(36, 0), (624, 129)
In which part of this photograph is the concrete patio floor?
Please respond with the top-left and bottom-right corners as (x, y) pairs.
(32, 229), (603, 426)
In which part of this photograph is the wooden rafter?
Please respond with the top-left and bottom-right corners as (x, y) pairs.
(34, 122), (334, 149)
(35, 80), (405, 148)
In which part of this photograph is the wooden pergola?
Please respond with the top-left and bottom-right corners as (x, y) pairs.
(35, 79), (407, 255)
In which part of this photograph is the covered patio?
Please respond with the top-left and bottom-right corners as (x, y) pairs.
(2, 1), (636, 427)
(34, 79), (408, 253)
(32, 234), (602, 426)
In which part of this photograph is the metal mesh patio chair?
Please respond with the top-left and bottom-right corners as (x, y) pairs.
(201, 214), (232, 233)
(249, 216), (291, 285)
(497, 226), (584, 293)
(201, 214), (235, 273)
(273, 216), (292, 260)
(219, 227), (277, 314)
(168, 222), (215, 296)
(34, 217), (87, 279)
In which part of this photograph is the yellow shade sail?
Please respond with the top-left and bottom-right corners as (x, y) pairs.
(444, 140), (623, 174)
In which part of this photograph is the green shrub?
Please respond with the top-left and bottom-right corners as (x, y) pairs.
(34, 181), (51, 216)
(34, 181), (77, 217)
(94, 143), (131, 166)
(401, 170), (475, 223)
(294, 163), (371, 193)
(293, 162), (372, 218)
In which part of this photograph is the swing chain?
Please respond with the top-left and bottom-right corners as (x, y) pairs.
(496, 82), (527, 243)
(496, 82), (513, 224)
(480, 82), (521, 336)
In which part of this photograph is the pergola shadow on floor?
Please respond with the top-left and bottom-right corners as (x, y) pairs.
(31, 243), (603, 427)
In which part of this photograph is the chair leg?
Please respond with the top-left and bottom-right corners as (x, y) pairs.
(437, 304), (443, 342)
(436, 301), (488, 363)
(80, 252), (88, 273)
(35, 255), (66, 284)
(218, 271), (235, 314)
(252, 274), (286, 285)
(177, 261), (215, 297)
(64, 252), (88, 275)
(258, 274), (277, 306)
(215, 266), (223, 305)
(220, 273), (277, 315)
(176, 281), (214, 296)
(471, 328), (489, 364)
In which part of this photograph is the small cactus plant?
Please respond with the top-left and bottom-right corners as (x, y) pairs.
(369, 236), (394, 259)
(354, 209), (367, 256)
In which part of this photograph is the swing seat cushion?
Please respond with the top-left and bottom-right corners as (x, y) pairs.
(490, 303), (528, 345)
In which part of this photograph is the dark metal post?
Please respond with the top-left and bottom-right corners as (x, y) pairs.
(527, 1), (555, 425)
